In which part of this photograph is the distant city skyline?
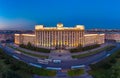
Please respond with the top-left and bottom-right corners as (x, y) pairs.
(0, 0), (120, 30)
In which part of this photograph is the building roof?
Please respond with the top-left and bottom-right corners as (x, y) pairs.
(35, 23), (85, 30)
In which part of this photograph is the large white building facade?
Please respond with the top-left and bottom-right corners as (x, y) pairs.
(15, 23), (105, 49)
(105, 33), (120, 42)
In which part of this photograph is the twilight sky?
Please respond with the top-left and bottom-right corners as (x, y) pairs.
(0, 0), (120, 30)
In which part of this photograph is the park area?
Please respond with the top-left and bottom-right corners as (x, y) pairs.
(89, 48), (120, 78)
(0, 48), (56, 78)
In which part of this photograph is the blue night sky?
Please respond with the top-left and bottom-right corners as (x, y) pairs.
(0, 0), (120, 30)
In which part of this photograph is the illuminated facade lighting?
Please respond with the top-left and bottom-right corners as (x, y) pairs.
(14, 23), (105, 49)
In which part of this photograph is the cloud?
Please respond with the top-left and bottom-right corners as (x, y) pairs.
(0, 17), (36, 30)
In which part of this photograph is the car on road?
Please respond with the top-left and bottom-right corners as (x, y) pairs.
(37, 59), (48, 64)
(44, 59), (52, 62)
(15, 51), (21, 54)
(53, 60), (61, 64)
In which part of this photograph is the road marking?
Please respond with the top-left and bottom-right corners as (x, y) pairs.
(12, 55), (20, 60)
(46, 67), (62, 70)
(53, 60), (61, 63)
(29, 63), (42, 68)
(106, 54), (111, 57)
(37, 59), (48, 64)
(71, 65), (85, 69)
(15, 51), (21, 54)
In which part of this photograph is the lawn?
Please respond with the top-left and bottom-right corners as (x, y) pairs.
(70, 44), (100, 53)
(8, 45), (48, 59)
(72, 45), (116, 58)
(67, 69), (84, 77)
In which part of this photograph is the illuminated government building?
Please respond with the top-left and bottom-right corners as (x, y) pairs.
(15, 23), (105, 49)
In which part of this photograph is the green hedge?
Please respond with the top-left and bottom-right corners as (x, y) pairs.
(19, 43), (50, 53)
(70, 44), (100, 53)
(72, 45), (116, 58)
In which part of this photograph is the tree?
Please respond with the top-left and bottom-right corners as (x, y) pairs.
(27, 42), (32, 49)
(2, 70), (21, 78)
